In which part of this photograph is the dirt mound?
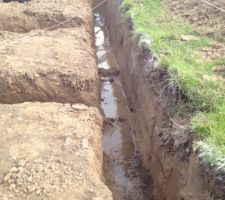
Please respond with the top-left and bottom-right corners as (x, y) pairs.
(0, 0), (92, 33)
(0, 27), (99, 106)
(170, 0), (225, 41)
(0, 103), (112, 200)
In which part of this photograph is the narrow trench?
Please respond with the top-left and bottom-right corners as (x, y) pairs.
(94, 12), (153, 200)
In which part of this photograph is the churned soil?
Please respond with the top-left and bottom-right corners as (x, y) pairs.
(0, 103), (112, 200)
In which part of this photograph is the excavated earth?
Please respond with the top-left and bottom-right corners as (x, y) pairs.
(1, 0), (224, 199)
(0, 28), (99, 106)
(0, 0), (99, 106)
(0, 103), (112, 200)
(0, 0), (113, 199)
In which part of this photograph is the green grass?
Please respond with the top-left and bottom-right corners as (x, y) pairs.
(121, 0), (225, 170)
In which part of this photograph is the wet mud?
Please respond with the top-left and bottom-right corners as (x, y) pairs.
(94, 12), (153, 200)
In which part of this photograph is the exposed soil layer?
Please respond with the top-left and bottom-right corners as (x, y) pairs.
(0, 0), (92, 33)
(0, 103), (112, 200)
(0, 0), (100, 107)
(0, 0), (112, 199)
(0, 27), (99, 106)
(101, 0), (225, 199)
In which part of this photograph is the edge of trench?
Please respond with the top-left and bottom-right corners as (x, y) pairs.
(94, 0), (225, 199)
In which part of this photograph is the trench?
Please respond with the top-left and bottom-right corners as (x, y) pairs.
(94, 12), (153, 200)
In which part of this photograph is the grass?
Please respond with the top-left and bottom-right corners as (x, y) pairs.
(121, 0), (225, 170)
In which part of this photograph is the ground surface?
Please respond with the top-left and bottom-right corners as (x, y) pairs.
(170, 0), (225, 42)
(0, 103), (112, 200)
(0, 0), (113, 199)
(0, 0), (99, 106)
(0, 0), (92, 33)
(0, 27), (99, 106)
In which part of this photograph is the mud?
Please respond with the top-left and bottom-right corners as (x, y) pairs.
(101, 0), (225, 199)
(95, 12), (153, 200)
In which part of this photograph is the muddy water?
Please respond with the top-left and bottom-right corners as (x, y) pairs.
(94, 12), (153, 200)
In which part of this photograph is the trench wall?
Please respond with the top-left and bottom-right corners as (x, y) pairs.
(101, 0), (225, 199)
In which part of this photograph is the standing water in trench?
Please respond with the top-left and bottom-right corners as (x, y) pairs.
(94, 12), (153, 200)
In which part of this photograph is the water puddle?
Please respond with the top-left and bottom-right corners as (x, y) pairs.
(94, 12), (152, 200)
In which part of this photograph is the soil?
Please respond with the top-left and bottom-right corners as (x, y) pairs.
(0, 0), (224, 199)
(170, 0), (225, 42)
(0, 103), (112, 200)
(0, 0), (92, 33)
(0, 27), (99, 106)
(0, 1), (100, 106)
(101, 0), (225, 199)
(0, 0), (112, 199)
(95, 12), (153, 199)
(170, 0), (225, 65)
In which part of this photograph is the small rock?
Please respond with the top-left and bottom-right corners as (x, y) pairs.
(18, 160), (26, 167)
(4, 173), (12, 182)
(9, 183), (16, 191)
(81, 138), (89, 149)
(10, 167), (19, 173)
(35, 189), (41, 196)
(181, 35), (198, 41)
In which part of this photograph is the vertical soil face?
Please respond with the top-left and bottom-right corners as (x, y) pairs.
(94, 12), (153, 200)
(100, 0), (225, 200)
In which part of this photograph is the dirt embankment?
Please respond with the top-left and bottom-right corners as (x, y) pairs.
(101, 1), (225, 199)
(0, 0), (113, 199)
(0, 0), (99, 106)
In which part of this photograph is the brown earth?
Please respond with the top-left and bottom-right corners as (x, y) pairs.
(0, 0), (92, 33)
(0, 103), (112, 200)
(0, 27), (99, 106)
(170, 0), (225, 42)
(102, 0), (225, 199)
(0, 0), (113, 199)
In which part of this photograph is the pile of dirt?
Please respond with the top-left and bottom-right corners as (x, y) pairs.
(0, 0), (113, 199)
(0, 103), (112, 200)
(0, 27), (99, 106)
(170, 0), (225, 42)
(0, 0), (92, 33)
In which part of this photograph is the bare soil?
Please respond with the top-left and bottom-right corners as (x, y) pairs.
(0, 27), (99, 106)
(0, 0), (100, 107)
(0, 0), (113, 199)
(0, 103), (112, 200)
(0, 0), (92, 33)
(170, 0), (225, 42)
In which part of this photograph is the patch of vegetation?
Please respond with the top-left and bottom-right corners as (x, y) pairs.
(121, 0), (225, 170)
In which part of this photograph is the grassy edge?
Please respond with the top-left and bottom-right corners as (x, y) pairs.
(121, 0), (225, 171)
